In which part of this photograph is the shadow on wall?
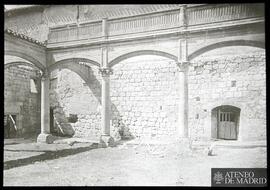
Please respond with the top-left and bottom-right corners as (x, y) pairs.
(78, 64), (134, 140)
(49, 92), (75, 137)
(49, 63), (133, 141)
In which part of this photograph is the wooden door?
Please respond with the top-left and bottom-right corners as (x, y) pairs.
(218, 111), (237, 140)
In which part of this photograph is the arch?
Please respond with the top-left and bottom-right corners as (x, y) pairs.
(109, 50), (178, 67)
(48, 58), (100, 73)
(188, 40), (265, 61)
(5, 50), (46, 71)
(48, 58), (102, 103)
(55, 63), (92, 82)
(208, 101), (243, 112)
(5, 61), (40, 70)
(212, 105), (241, 114)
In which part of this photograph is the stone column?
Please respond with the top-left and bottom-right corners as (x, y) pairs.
(177, 38), (189, 138)
(37, 70), (54, 143)
(99, 47), (114, 147)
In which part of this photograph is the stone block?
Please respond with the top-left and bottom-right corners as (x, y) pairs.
(37, 133), (54, 144)
(99, 135), (115, 147)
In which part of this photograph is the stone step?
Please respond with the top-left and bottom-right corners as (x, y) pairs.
(53, 137), (99, 145)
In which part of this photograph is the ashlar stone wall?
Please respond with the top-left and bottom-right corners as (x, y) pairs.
(48, 47), (266, 142)
(111, 56), (180, 140)
(49, 67), (102, 140)
(188, 47), (266, 141)
(49, 55), (180, 141)
(4, 65), (41, 137)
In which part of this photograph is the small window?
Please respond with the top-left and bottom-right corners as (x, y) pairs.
(30, 79), (38, 93)
(231, 80), (236, 87)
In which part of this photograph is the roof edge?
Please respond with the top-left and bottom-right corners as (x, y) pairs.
(4, 5), (45, 13)
(5, 28), (47, 47)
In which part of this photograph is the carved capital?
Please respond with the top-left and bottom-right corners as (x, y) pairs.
(41, 69), (49, 80)
(177, 61), (189, 72)
(99, 67), (113, 77)
(35, 70), (42, 78)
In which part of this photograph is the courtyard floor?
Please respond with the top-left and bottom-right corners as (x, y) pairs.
(3, 138), (267, 186)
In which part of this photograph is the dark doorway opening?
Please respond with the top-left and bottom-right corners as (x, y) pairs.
(211, 105), (240, 140)
(50, 108), (55, 135)
(4, 114), (17, 138)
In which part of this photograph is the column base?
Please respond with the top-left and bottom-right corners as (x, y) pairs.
(99, 135), (115, 148)
(37, 133), (54, 144)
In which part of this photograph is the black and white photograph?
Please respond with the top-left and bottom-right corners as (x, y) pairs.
(3, 4), (267, 186)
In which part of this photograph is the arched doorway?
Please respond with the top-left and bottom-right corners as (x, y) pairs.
(211, 105), (240, 140)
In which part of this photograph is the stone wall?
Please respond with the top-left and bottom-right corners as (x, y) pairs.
(4, 65), (41, 137)
(49, 56), (180, 141)
(111, 56), (180, 140)
(4, 47), (265, 142)
(48, 48), (266, 142)
(49, 67), (102, 140)
(188, 47), (266, 141)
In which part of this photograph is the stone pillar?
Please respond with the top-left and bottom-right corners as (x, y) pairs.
(179, 4), (187, 28)
(37, 70), (54, 144)
(99, 47), (114, 147)
(177, 38), (189, 138)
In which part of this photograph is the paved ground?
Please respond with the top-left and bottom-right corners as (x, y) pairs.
(3, 138), (267, 186)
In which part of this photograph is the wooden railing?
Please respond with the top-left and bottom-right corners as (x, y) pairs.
(48, 4), (264, 44)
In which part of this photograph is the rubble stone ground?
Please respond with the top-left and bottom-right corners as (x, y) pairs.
(3, 138), (267, 186)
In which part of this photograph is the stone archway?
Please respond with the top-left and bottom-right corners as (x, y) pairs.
(5, 50), (46, 71)
(48, 59), (101, 138)
(188, 40), (265, 61)
(5, 61), (40, 71)
(109, 50), (178, 68)
(48, 58), (100, 72)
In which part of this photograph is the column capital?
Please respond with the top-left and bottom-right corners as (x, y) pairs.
(35, 70), (42, 78)
(99, 67), (113, 77)
(177, 61), (189, 71)
(41, 69), (49, 80)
